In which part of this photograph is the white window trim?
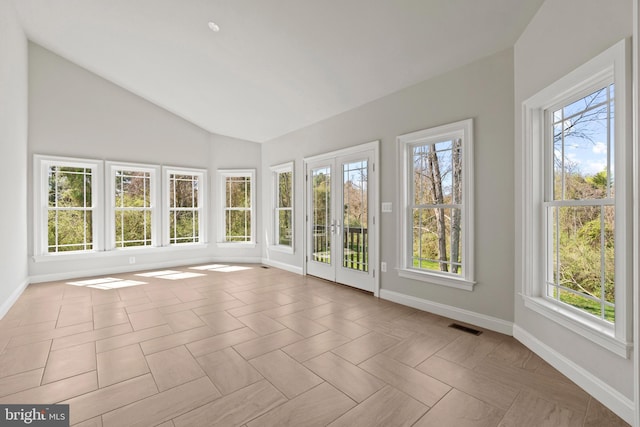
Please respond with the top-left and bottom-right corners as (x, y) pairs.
(397, 118), (475, 290)
(105, 162), (161, 250)
(521, 39), (632, 358)
(217, 169), (257, 248)
(269, 162), (294, 254)
(162, 166), (207, 247)
(33, 155), (104, 258)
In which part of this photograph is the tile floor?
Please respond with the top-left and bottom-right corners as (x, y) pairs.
(0, 263), (630, 426)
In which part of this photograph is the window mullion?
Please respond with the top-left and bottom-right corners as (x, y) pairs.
(83, 168), (87, 251)
(555, 206), (560, 301)
(600, 205), (606, 320)
(606, 86), (612, 199)
(561, 109), (566, 201)
(120, 208), (124, 248)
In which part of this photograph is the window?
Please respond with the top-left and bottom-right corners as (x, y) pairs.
(397, 119), (474, 290)
(34, 155), (103, 255)
(34, 157), (208, 258)
(522, 39), (631, 357)
(218, 169), (256, 244)
(271, 162), (294, 251)
(546, 86), (615, 321)
(106, 162), (160, 249)
(163, 167), (206, 245)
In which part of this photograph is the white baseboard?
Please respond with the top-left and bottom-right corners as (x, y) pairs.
(0, 278), (29, 319)
(513, 325), (634, 424)
(379, 289), (513, 335)
(29, 256), (217, 283)
(261, 258), (303, 275)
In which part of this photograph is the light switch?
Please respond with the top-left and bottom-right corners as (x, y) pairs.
(381, 202), (392, 213)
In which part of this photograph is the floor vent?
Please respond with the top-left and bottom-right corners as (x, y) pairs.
(448, 323), (482, 336)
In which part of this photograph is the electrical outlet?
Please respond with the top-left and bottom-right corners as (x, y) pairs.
(129, 256), (136, 264)
(381, 262), (387, 272)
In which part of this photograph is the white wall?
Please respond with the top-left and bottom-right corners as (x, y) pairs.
(263, 48), (516, 326)
(28, 43), (262, 281)
(0, 0), (29, 316)
(513, 0), (634, 419)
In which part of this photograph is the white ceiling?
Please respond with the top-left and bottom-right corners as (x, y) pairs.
(12, 0), (545, 142)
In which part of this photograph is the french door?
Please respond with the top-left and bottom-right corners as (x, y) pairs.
(305, 146), (376, 293)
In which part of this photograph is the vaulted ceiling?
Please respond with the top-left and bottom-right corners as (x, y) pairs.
(12, 0), (544, 142)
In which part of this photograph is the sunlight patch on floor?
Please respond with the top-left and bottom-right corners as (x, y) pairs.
(155, 272), (206, 280)
(189, 264), (228, 270)
(190, 264), (252, 273)
(214, 266), (252, 272)
(135, 270), (206, 280)
(66, 277), (147, 290)
(135, 270), (182, 277)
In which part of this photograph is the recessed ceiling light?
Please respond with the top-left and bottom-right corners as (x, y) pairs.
(208, 21), (220, 32)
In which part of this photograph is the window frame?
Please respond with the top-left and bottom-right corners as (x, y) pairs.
(521, 39), (632, 358)
(33, 155), (104, 257)
(397, 118), (475, 290)
(270, 162), (294, 253)
(162, 166), (207, 246)
(217, 169), (256, 247)
(105, 162), (161, 250)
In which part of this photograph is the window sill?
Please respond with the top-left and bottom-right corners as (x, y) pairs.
(32, 243), (209, 263)
(522, 295), (632, 359)
(269, 245), (294, 254)
(398, 268), (475, 291)
(216, 242), (257, 249)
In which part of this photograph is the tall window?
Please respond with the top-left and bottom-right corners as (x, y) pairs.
(546, 85), (615, 322)
(271, 163), (293, 250)
(397, 119), (474, 290)
(218, 169), (256, 244)
(106, 163), (160, 249)
(34, 156), (103, 255)
(522, 40), (631, 356)
(163, 167), (206, 245)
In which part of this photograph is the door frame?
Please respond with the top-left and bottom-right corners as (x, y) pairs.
(302, 140), (380, 296)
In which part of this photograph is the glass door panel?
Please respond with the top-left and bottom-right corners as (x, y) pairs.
(342, 160), (368, 272)
(306, 161), (335, 282)
(312, 166), (331, 264)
